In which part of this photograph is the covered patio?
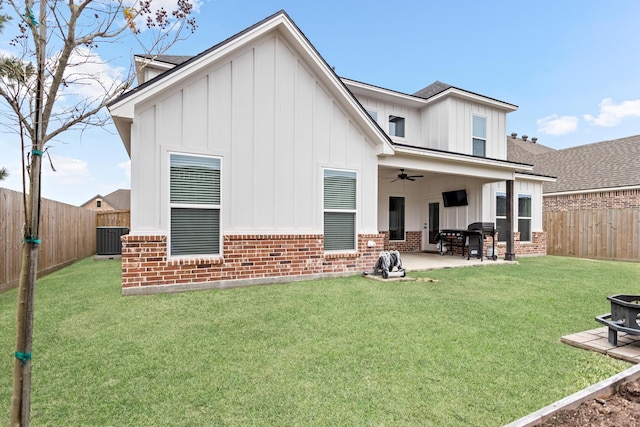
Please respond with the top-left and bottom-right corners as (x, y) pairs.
(399, 251), (516, 271)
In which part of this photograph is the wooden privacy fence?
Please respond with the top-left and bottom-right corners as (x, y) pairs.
(0, 187), (97, 292)
(97, 209), (130, 227)
(544, 208), (640, 261)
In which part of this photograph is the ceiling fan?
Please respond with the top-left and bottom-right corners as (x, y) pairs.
(391, 169), (424, 182)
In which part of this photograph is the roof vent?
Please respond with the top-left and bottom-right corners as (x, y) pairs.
(531, 137), (538, 144)
(510, 132), (517, 139)
(522, 135), (528, 141)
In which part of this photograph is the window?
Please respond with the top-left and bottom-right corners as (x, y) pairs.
(96, 200), (102, 208)
(496, 192), (507, 242)
(389, 197), (405, 241)
(472, 115), (486, 157)
(169, 153), (221, 256)
(324, 169), (356, 251)
(389, 115), (405, 138)
(366, 109), (378, 122)
(518, 194), (532, 242)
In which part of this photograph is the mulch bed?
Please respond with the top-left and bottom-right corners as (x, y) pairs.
(539, 376), (640, 426)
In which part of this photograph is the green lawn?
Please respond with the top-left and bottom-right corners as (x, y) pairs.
(1, 256), (638, 426)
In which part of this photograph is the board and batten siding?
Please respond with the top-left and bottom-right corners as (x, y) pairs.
(130, 33), (379, 236)
(485, 179), (545, 233)
(395, 97), (509, 158)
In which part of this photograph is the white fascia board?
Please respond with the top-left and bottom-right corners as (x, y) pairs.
(393, 144), (532, 171)
(378, 154), (516, 181)
(428, 88), (518, 112)
(109, 15), (291, 118)
(515, 172), (557, 183)
(343, 79), (429, 108)
(134, 56), (176, 85)
(109, 13), (394, 154)
(544, 185), (640, 197)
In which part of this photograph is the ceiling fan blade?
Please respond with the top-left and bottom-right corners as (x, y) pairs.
(391, 178), (399, 182)
(408, 175), (424, 178)
(407, 177), (415, 181)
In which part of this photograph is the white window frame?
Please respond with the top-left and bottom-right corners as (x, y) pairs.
(389, 115), (405, 138)
(472, 114), (487, 157)
(518, 193), (532, 242)
(323, 168), (357, 252)
(168, 152), (222, 258)
(496, 191), (507, 242)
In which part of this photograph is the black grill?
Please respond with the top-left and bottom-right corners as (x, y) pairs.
(436, 222), (497, 261)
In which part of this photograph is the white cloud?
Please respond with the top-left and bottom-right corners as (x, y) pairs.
(58, 47), (126, 101)
(536, 114), (579, 135)
(43, 155), (92, 184)
(584, 98), (640, 127)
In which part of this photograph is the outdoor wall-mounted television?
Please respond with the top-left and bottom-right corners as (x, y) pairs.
(442, 189), (468, 207)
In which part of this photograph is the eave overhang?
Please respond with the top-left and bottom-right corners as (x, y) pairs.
(379, 142), (533, 181)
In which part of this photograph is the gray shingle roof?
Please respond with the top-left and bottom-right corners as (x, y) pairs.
(507, 137), (556, 165)
(102, 189), (131, 210)
(136, 55), (193, 66)
(509, 135), (640, 193)
(413, 81), (453, 99)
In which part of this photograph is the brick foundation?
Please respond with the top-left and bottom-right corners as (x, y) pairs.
(378, 229), (548, 258)
(494, 231), (547, 257)
(382, 231), (422, 252)
(121, 233), (384, 294)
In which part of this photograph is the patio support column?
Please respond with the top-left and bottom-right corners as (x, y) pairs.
(505, 179), (516, 261)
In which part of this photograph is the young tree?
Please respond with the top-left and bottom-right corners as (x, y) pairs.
(0, 1), (197, 425)
(0, 167), (8, 180)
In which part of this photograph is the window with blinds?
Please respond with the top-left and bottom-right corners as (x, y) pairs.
(518, 194), (532, 242)
(169, 153), (221, 256)
(323, 169), (356, 251)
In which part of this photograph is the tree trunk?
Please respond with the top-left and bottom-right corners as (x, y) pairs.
(10, 152), (42, 427)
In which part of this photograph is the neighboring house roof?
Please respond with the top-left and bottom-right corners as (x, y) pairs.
(511, 135), (640, 194)
(103, 189), (131, 210)
(81, 189), (131, 209)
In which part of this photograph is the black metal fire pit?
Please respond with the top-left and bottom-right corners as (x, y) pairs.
(595, 294), (640, 345)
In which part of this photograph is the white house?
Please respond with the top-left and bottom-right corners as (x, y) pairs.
(108, 10), (553, 295)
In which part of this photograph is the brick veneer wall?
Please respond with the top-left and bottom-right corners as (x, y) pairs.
(121, 233), (385, 294)
(494, 231), (547, 257)
(379, 229), (548, 257)
(544, 189), (640, 211)
(382, 231), (422, 252)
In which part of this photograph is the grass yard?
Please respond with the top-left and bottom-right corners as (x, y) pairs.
(1, 256), (638, 426)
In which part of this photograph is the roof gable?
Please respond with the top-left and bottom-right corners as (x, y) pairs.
(109, 10), (394, 156)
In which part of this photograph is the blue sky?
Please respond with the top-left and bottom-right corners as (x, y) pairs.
(1, 0), (640, 205)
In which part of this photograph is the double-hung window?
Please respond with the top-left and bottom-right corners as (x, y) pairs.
(496, 192), (507, 242)
(472, 115), (486, 157)
(324, 169), (357, 251)
(518, 194), (532, 242)
(169, 153), (221, 256)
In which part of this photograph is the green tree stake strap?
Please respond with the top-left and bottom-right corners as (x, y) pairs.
(24, 236), (41, 244)
(15, 352), (32, 366)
